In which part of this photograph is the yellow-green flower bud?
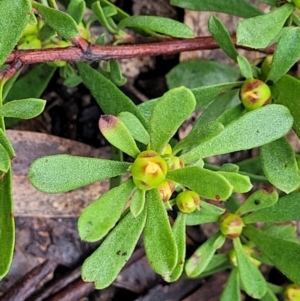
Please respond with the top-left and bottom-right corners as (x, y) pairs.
(131, 150), (168, 190)
(239, 79), (271, 111)
(164, 155), (184, 171)
(176, 190), (200, 214)
(157, 180), (175, 202)
(284, 284), (300, 301)
(219, 213), (244, 239)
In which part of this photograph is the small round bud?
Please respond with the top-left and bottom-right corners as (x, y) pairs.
(284, 284), (300, 301)
(164, 155), (184, 171)
(131, 150), (168, 190)
(176, 190), (200, 214)
(161, 143), (173, 156)
(157, 180), (175, 202)
(219, 213), (244, 239)
(239, 79), (271, 111)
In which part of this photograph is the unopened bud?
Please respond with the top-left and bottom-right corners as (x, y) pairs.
(176, 190), (200, 214)
(219, 213), (244, 239)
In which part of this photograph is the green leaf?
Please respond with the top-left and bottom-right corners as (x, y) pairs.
(233, 237), (267, 299)
(185, 232), (225, 277)
(0, 0), (31, 66)
(236, 4), (294, 49)
(237, 56), (253, 79)
(257, 0), (279, 5)
(0, 99), (46, 119)
(77, 62), (147, 128)
(129, 188), (145, 217)
(32, 2), (79, 39)
(208, 16), (238, 62)
(82, 209), (146, 289)
(271, 75), (300, 138)
(166, 60), (239, 90)
(0, 129), (15, 158)
(170, 0), (263, 18)
(109, 60), (127, 86)
(242, 192), (300, 223)
(0, 144), (11, 173)
(243, 225), (300, 286)
(92, 1), (117, 33)
(236, 189), (278, 217)
(220, 268), (241, 301)
(144, 189), (178, 281)
(118, 112), (150, 145)
(99, 115), (140, 158)
(167, 166), (233, 201)
(149, 87), (196, 153)
(185, 201), (225, 226)
(192, 82), (242, 110)
(0, 169), (14, 279)
(170, 213), (186, 281)
(217, 171), (252, 193)
(118, 16), (194, 38)
(267, 27), (300, 84)
(180, 104), (293, 162)
(262, 223), (298, 243)
(29, 155), (130, 193)
(261, 137), (300, 193)
(199, 254), (231, 278)
(78, 179), (134, 242)
(173, 121), (224, 154)
(67, 0), (86, 24)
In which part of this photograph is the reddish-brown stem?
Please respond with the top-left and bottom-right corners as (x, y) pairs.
(2, 35), (275, 81)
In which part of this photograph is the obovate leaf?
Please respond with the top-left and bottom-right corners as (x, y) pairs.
(242, 192), (300, 223)
(29, 155), (130, 193)
(185, 201), (225, 226)
(216, 104), (245, 126)
(81, 209), (146, 289)
(261, 286), (279, 301)
(149, 87), (196, 153)
(236, 4), (294, 49)
(0, 99), (46, 119)
(0, 169), (14, 280)
(271, 75), (300, 138)
(262, 223), (298, 243)
(173, 121), (224, 154)
(170, 0), (262, 18)
(267, 27), (300, 84)
(233, 237), (267, 299)
(167, 166), (233, 201)
(260, 137), (300, 193)
(220, 268), (241, 301)
(0, 0), (31, 66)
(144, 189), (178, 281)
(236, 189), (278, 217)
(185, 232), (225, 277)
(118, 112), (150, 145)
(208, 16), (237, 62)
(67, 0), (86, 24)
(78, 179), (135, 242)
(99, 115), (140, 158)
(170, 213), (186, 281)
(166, 60), (239, 90)
(118, 16), (194, 39)
(77, 62), (147, 128)
(32, 2), (79, 39)
(217, 171), (252, 193)
(192, 82), (242, 110)
(237, 56), (253, 79)
(243, 225), (300, 286)
(129, 188), (145, 217)
(180, 104), (293, 163)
